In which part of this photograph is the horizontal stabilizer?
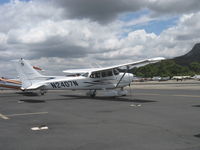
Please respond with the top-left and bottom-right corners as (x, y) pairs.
(23, 82), (46, 90)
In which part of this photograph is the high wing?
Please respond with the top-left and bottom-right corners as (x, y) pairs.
(63, 57), (165, 74)
(63, 68), (99, 75)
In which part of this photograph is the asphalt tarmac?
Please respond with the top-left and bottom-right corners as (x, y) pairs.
(0, 84), (200, 150)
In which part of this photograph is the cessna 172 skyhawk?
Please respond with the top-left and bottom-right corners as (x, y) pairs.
(14, 57), (164, 97)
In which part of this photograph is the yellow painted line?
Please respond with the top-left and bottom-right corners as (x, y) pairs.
(6, 112), (48, 117)
(0, 113), (9, 120)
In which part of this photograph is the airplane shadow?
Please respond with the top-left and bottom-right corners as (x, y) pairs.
(61, 95), (157, 103)
(18, 95), (157, 103)
(19, 99), (45, 103)
(16, 92), (39, 96)
(194, 133), (200, 138)
(19, 97), (80, 103)
(192, 105), (200, 107)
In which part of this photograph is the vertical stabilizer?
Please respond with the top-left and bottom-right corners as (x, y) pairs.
(14, 58), (43, 89)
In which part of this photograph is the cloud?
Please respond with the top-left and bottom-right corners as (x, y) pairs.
(50, 0), (147, 24)
(49, 0), (200, 24)
(0, 0), (200, 77)
(148, 0), (200, 16)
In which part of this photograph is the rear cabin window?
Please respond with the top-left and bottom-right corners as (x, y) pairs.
(102, 71), (106, 77)
(101, 70), (113, 77)
(107, 70), (113, 76)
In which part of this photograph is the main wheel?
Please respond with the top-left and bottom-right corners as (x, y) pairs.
(86, 90), (96, 97)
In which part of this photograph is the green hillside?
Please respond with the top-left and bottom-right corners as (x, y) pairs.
(132, 43), (200, 77)
(132, 60), (200, 78)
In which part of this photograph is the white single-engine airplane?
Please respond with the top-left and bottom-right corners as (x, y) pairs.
(13, 57), (164, 97)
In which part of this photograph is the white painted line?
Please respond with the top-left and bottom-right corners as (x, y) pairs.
(31, 126), (48, 131)
(17, 100), (24, 104)
(130, 104), (142, 107)
(0, 113), (9, 120)
(6, 112), (48, 117)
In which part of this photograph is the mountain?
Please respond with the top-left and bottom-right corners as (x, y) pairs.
(174, 43), (200, 65)
(132, 43), (200, 77)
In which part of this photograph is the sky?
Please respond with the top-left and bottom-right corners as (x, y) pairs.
(0, 0), (200, 77)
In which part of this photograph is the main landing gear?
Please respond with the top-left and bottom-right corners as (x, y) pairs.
(86, 90), (97, 97)
(40, 89), (47, 95)
(86, 89), (128, 97)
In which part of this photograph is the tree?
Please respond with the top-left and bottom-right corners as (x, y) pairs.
(189, 62), (200, 73)
(132, 60), (194, 77)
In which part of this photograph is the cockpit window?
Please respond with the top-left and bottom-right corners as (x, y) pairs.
(82, 73), (89, 77)
(101, 69), (113, 77)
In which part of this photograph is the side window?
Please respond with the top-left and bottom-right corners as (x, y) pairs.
(90, 73), (95, 78)
(101, 70), (113, 77)
(90, 72), (100, 78)
(102, 71), (106, 77)
(107, 70), (113, 76)
(95, 72), (100, 78)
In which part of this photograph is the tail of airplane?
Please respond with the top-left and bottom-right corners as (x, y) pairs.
(13, 58), (43, 89)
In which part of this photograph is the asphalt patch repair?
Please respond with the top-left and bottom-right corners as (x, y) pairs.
(194, 133), (200, 138)
(192, 105), (200, 107)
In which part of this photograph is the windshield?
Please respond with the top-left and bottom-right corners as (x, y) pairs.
(81, 72), (89, 77)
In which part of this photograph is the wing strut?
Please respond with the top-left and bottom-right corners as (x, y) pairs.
(115, 66), (129, 88)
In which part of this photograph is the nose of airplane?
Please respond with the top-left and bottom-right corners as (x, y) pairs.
(126, 73), (134, 81)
